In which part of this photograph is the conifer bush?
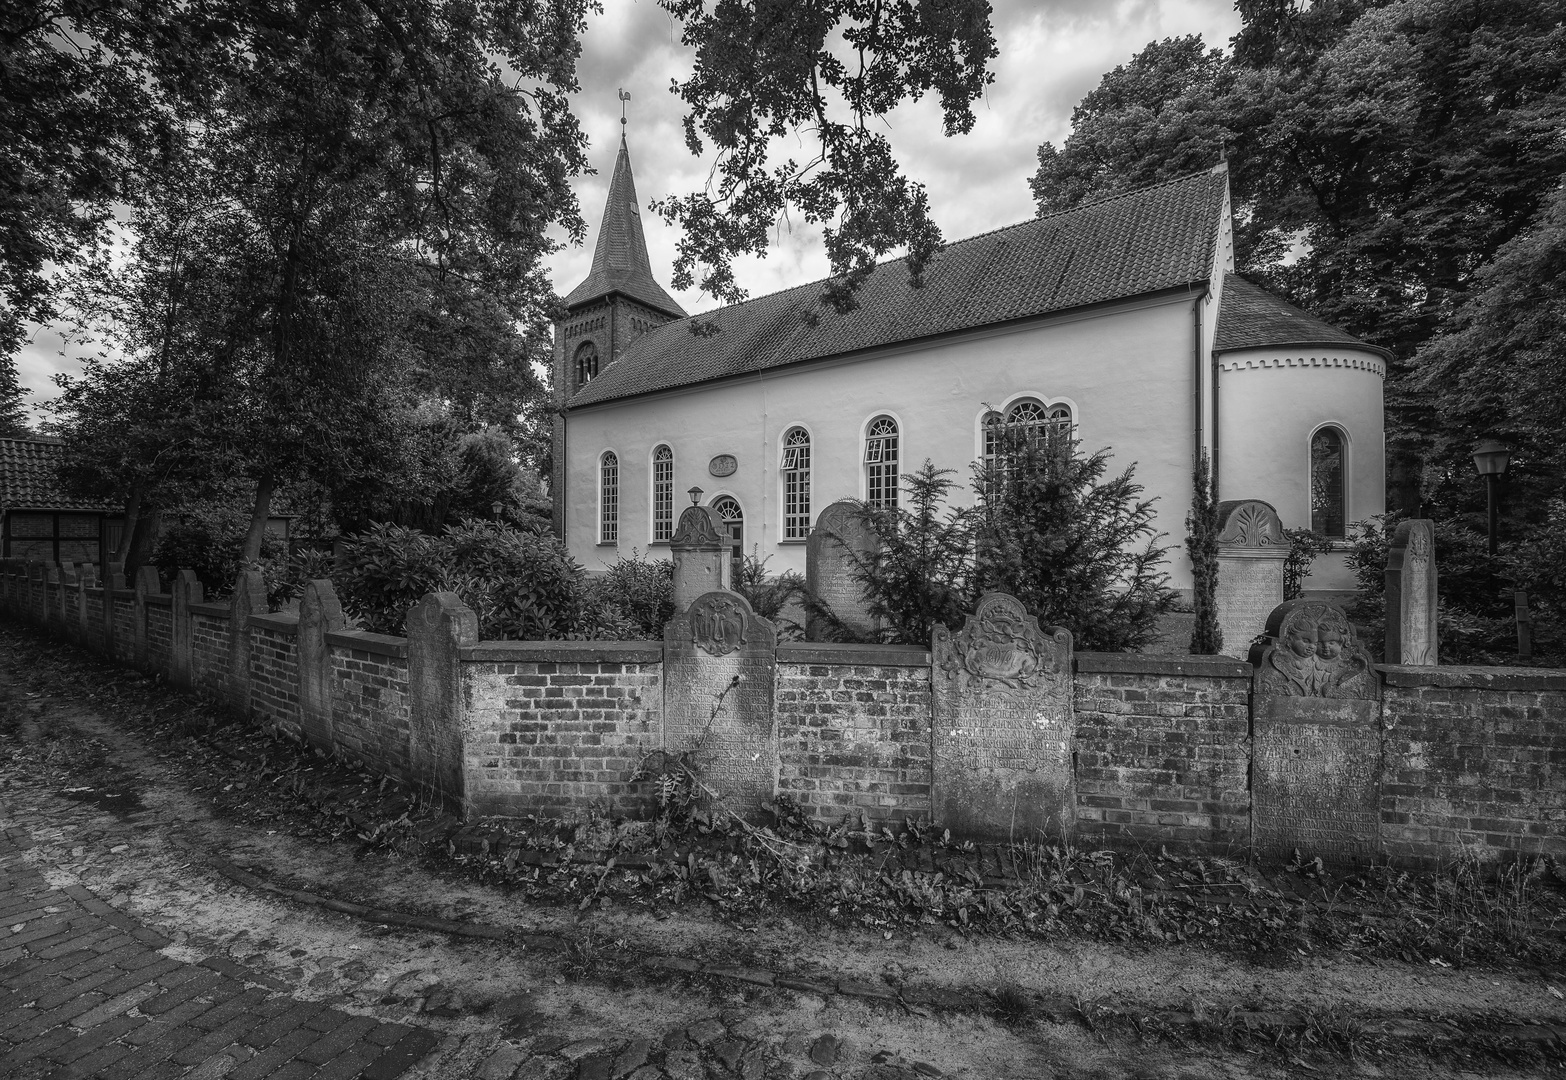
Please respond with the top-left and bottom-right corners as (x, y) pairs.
(1185, 449), (1222, 654)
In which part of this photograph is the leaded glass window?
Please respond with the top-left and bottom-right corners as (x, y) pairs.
(781, 427), (811, 539)
(652, 445), (674, 542)
(865, 416), (899, 509)
(1310, 427), (1346, 537)
(600, 451), (618, 543)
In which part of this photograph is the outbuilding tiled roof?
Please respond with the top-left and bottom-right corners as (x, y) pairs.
(0, 437), (116, 512)
(568, 167), (1230, 408)
(1215, 274), (1390, 357)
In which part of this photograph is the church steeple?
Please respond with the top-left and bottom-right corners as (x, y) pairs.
(564, 135), (686, 319)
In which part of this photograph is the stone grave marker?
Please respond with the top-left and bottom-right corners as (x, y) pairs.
(170, 568), (202, 690)
(297, 579), (346, 751)
(805, 499), (878, 640)
(1249, 599), (1382, 865)
(930, 592), (1075, 841)
(407, 592), (478, 812)
(1384, 519), (1437, 665)
(1214, 499), (1287, 659)
(132, 565), (160, 669)
(228, 570), (268, 714)
(663, 591), (778, 818)
(669, 505), (732, 611)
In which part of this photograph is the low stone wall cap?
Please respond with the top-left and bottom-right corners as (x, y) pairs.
(1075, 651), (1253, 677)
(459, 640), (663, 663)
(1378, 664), (1566, 691)
(776, 642), (933, 667)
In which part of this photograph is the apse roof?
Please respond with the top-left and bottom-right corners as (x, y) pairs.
(568, 167), (1231, 408)
(564, 137), (686, 319)
(1215, 274), (1391, 357)
(0, 437), (117, 512)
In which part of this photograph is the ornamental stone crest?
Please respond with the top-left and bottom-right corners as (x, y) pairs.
(670, 504), (725, 548)
(934, 592), (1068, 693)
(708, 454), (737, 477)
(690, 593), (751, 657)
(1253, 599), (1375, 699)
(1216, 500), (1285, 547)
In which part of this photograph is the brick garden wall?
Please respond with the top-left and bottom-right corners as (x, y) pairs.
(0, 559), (1560, 868)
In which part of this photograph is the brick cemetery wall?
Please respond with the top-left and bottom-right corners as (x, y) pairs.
(328, 632), (414, 781)
(84, 586), (105, 653)
(248, 614), (301, 735)
(462, 642), (663, 821)
(1073, 654), (1253, 855)
(144, 596), (173, 674)
(189, 605), (232, 695)
(110, 590), (135, 664)
(775, 644), (932, 825)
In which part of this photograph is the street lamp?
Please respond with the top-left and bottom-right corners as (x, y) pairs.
(1472, 439), (1512, 556)
(687, 486), (704, 506)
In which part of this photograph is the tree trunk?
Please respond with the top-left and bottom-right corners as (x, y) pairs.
(114, 488), (143, 566)
(122, 505), (161, 582)
(241, 474), (276, 563)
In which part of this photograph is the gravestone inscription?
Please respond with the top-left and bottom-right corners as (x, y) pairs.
(931, 592), (1074, 841)
(1249, 599), (1382, 864)
(805, 500), (878, 640)
(663, 591), (777, 819)
(1384, 519), (1437, 665)
(1214, 500), (1287, 659)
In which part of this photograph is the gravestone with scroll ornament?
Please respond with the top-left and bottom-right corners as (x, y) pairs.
(1384, 519), (1437, 665)
(663, 591), (777, 819)
(1248, 599), (1382, 865)
(1214, 499), (1287, 659)
(805, 499), (878, 640)
(669, 505), (732, 611)
(930, 592), (1075, 841)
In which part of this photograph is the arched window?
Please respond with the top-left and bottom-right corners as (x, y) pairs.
(599, 451), (618, 543)
(711, 495), (744, 582)
(1310, 427), (1346, 537)
(575, 341), (599, 390)
(982, 399), (1073, 468)
(780, 427), (812, 539)
(651, 445), (674, 542)
(864, 416), (899, 509)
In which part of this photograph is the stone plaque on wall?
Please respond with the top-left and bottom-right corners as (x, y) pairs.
(1214, 500), (1287, 659)
(930, 592), (1074, 841)
(1385, 519), (1437, 665)
(663, 591), (778, 818)
(1249, 599), (1382, 865)
(805, 500), (878, 641)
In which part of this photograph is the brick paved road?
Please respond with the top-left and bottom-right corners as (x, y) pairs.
(0, 827), (439, 1080)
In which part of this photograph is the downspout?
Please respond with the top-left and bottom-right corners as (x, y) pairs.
(1192, 287), (1207, 470)
(1211, 328), (1222, 502)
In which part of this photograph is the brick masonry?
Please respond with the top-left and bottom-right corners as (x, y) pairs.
(0, 560), (1560, 866)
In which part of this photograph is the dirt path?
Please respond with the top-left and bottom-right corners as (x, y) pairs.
(1, 626), (1562, 1079)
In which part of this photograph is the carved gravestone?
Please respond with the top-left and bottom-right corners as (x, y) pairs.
(1214, 500), (1287, 659)
(669, 505), (732, 611)
(1249, 599), (1382, 865)
(170, 569), (203, 690)
(930, 592), (1075, 841)
(407, 592), (479, 813)
(1385, 519), (1437, 665)
(132, 566), (160, 669)
(229, 570), (268, 714)
(805, 500), (878, 640)
(297, 580), (346, 751)
(663, 591), (778, 818)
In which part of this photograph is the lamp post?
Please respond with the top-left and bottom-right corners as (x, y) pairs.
(1471, 439), (1512, 556)
(687, 486), (704, 506)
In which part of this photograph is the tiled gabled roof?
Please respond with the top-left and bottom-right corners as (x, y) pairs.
(1215, 274), (1390, 357)
(568, 167), (1230, 408)
(0, 437), (117, 512)
(564, 137), (686, 320)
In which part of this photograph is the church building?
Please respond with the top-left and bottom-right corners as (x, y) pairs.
(551, 134), (1388, 595)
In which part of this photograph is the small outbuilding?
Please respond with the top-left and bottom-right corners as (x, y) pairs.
(0, 436), (123, 568)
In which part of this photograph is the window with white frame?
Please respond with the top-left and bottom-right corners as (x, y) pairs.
(711, 495), (744, 581)
(983, 399), (1073, 466)
(600, 451), (618, 543)
(865, 415), (899, 509)
(781, 427), (812, 539)
(652, 444), (674, 542)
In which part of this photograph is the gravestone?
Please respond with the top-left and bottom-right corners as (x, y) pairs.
(1249, 599), (1382, 865)
(1384, 519), (1437, 665)
(407, 592), (478, 813)
(76, 564), (97, 646)
(663, 591), (778, 818)
(1214, 499), (1287, 659)
(297, 579), (346, 751)
(805, 500), (878, 640)
(228, 570), (268, 714)
(169, 569), (203, 690)
(669, 505), (732, 610)
(930, 592), (1075, 841)
(132, 566), (160, 669)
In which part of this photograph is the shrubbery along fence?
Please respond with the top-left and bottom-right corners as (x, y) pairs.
(1, 557), (1560, 870)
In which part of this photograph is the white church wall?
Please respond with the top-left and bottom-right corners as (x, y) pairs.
(566, 294), (1205, 586)
(1216, 347), (1387, 591)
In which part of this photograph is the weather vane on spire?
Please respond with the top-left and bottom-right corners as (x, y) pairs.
(618, 88), (630, 135)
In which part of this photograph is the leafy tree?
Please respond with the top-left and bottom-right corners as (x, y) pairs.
(0, 364), (30, 436)
(1186, 449), (1222, 654)
(653, 0), (998, 314)
(972, 429), (1175, 653)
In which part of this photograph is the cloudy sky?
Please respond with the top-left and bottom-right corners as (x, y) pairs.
(16, 0), (1242, 417)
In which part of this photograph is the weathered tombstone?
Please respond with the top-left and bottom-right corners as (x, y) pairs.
(169, 569), (203, 690)
(102, 565), (126, 659)
(228, 570), (268, 714)
(663, 591), (778, 818)
(132, 566), (160, 669)
(1384, 519), (1437, 665)
(407, 592), (478, 813)
(930, 592), (1075, 841)
(1213, 499), (1287, 659)
(669, 505), (732, 611)
(804, 499), (878, 640)
(1249, 599), (1382, 865)
(297, 579), (345, 752)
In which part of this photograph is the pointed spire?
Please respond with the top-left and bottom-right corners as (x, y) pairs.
(564, 125), (686, 318)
